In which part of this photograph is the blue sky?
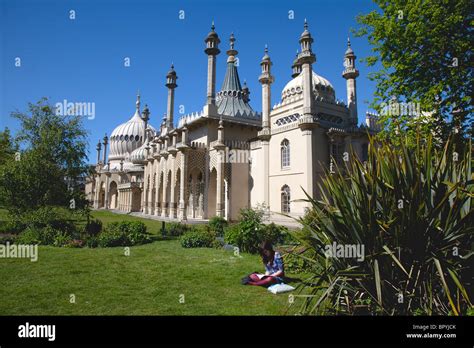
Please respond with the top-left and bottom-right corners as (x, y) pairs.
(0, 0), (379, 163)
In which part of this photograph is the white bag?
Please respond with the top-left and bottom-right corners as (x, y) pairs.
(267, 283), (295, 294)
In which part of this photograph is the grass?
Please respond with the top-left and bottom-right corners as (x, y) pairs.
(0, 209), (306, 315)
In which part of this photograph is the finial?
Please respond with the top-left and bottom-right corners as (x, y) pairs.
(304, 18), (308, 30)
(229, 32), (235, 49)
(211, 20), (215, 31)
(136, 91), (141, 110)
(265, 44), (268, 54)
(219, 116), (224, 127)
(347, 36), (351, 47)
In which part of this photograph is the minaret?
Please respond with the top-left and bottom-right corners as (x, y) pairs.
(258, 45), (274, 209)
(298, 19), (316, 119)
(291, 50), (301, 78)
(142, 104), (150, 130)
(259, 45), (274, 133)
(102, 134), (108, 164)
(96, 141), (102, 164)
(342, 37), (359, 125)
(204, 22), (221, 115)
(297, 20), (317, 201)
(165, 64), (178, 130)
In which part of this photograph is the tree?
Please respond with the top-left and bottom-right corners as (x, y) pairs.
(0, 98), (89, 212)
(11, 97), (88, 179)
(0, 127), (17, 166)
(356, 0), (473, 149)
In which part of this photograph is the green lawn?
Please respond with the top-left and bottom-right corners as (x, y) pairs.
(0, 210), (305, 315)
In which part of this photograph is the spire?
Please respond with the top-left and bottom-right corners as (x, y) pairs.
(345, 36), (354, 55)
(216, 33), (258, 119)
(226, 33), (238, 62)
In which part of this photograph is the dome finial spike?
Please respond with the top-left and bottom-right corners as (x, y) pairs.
(264, 44), (268, 54)
(211, 20), (215, 31)
(229, 32), (235, 49)
(304, 18), (308, 30)
(136, 91), (141, 111)
(347, 36), (351, 47)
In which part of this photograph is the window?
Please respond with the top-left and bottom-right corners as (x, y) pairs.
(281, 139), (290, 168)
(281, 185), (291, 213)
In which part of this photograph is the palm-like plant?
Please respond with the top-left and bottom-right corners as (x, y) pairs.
(291, 135), (473, 315)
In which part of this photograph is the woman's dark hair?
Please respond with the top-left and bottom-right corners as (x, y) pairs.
(259, 240), (275, 264)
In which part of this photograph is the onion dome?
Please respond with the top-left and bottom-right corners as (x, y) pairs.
(345, 37), (354, 56)
(108, 93), (155, 161)
(130, 140), (149, 165)
(281, 71), (335, 102)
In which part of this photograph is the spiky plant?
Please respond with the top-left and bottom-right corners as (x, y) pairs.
(290, 135), (473, 315)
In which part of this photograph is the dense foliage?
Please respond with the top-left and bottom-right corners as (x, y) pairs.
(224, 208), (287, 253)
(180, 227), (218, 248)
(356, 0), (473, 147)
(292, 135), (473, 315)
(208, 216), (228, 237)
(97, 221), (152, 247)
(0, 98), (88, 213)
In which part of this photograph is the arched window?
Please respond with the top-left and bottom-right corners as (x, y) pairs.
(281, 185), (291, 213)
(281, 139), (290, 168)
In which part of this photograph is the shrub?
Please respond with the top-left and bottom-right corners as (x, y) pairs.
(209, 216), (228, 237)
(84, 218), (102, 237)
(294, 135), (474, 315)
(16, 227), (41, 245)
(262, 223), (287, 245)
(84, 236), (99, 248)
(223, 208), (288, 253)
(0, 234), (18, 244)
(166, 222), (189, 237)
(53, 231), (73, 247)
(282, 247), (319, 274)
(180, 228), (218, 248)
(98, 221), (152, 247)
(0, 220), (25, 235)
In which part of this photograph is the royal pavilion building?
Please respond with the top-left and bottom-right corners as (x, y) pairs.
(85, 21), (379, 223)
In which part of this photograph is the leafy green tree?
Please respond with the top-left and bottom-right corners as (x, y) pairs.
(356, 0), (473, 148)
(0, 98), (89, 212)
(0, 127), (17, 166)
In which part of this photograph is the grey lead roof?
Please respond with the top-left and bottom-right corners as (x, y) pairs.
(216, 57), (259, 119)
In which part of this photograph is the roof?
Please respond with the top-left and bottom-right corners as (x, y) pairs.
(216, 56), (259, 119)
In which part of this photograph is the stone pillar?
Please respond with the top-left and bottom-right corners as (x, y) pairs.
(102, 135), (108, 164)
(216, 150), (224, 217)
(104, 175), (110, 209)
(169, 155), (177, 218)
(178, 151), (187, 220)
(161, 160), (168, 218)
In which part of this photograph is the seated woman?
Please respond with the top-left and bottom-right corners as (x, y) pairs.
(245, 241), (285, 287)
